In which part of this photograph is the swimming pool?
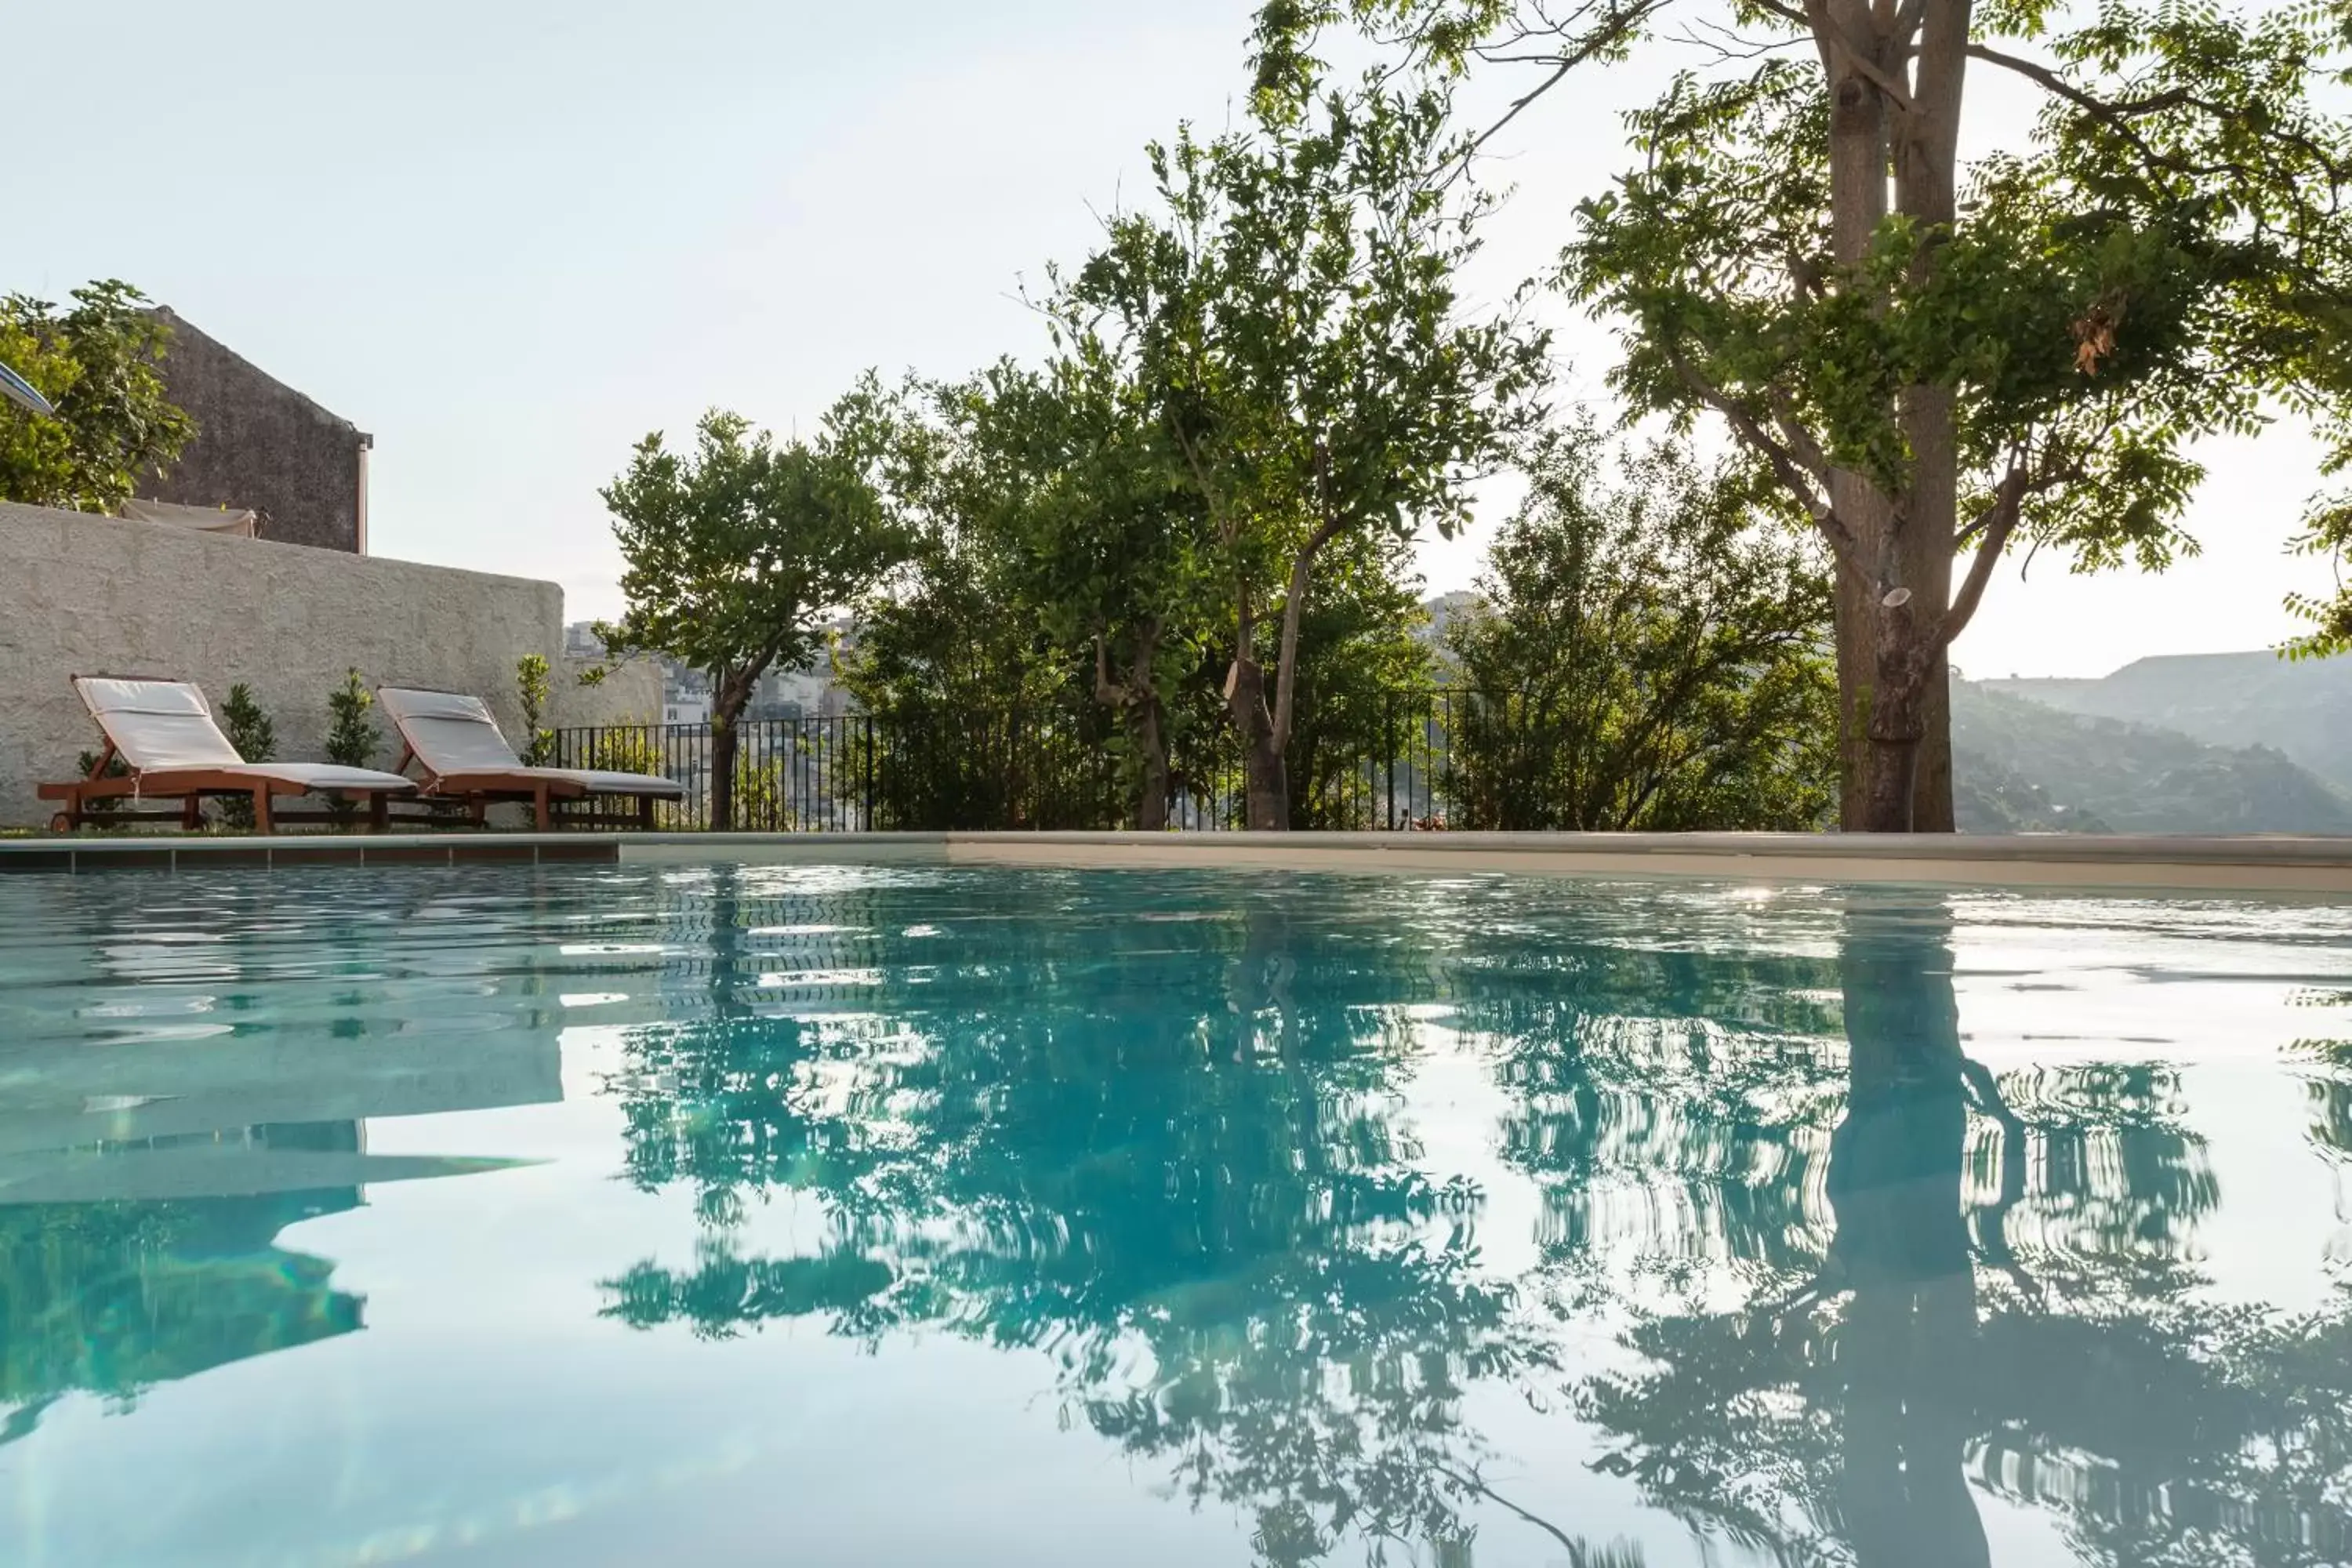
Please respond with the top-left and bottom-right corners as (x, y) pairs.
(2, 861), (2347, 1567)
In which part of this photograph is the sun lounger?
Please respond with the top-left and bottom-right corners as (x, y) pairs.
(377, 686), (684, 829)
(39, 677), (419, 833)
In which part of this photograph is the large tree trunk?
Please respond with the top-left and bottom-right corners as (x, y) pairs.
(1100, 624), (1174, 831)
(1134, 708), (1172, 831)
(1225, 590), (1292, 830)
(1240, 524), (1341, 833)
(1228, 655), (1290, 831)
(1836, 570), (1953, 833)
(1824, 10), (1902, 831)
(708, 666), (760, 833)
(1823, 0), (1969, 833)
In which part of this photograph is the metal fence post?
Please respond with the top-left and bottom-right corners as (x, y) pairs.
(1384, 698), (1396, 830)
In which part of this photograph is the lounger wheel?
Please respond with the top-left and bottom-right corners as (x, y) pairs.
(50, 813), (73, 833)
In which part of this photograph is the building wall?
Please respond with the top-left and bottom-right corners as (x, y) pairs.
(0, 503), (658, 826)
(143, 307), (370, 554)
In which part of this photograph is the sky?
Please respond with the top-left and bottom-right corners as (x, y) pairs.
(5, 0), (2336, 678)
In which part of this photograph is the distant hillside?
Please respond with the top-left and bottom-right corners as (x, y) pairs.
(1983, 651), (2352, 794)
(1952, 681), (2352, 835)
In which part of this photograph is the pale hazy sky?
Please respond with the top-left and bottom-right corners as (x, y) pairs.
(7, 1), (2335, 677)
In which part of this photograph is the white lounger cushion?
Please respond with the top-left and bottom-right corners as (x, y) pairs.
(376, 688), (524, 772)
(73, 678), (416, 792)
(539, 768), (686, 798)
(378, 686), (684, 798)
(76, 678), (243, 770)
(232, 763), (423, 793)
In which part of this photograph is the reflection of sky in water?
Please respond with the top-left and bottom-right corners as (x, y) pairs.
(0, 864), (2347, 1567)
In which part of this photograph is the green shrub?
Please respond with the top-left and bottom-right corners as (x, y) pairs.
(517, 654), (555, 767)
(216, 684), (278, 829)
(589, 728), (687, 827)
(588, 727), (661, 775)
(325, 670), (380, 768)
(323, 671), (381, 823)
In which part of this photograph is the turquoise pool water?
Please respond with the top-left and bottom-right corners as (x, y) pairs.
(2, 862), (2349, 1567)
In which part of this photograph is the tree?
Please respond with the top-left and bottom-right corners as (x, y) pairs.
(1260, 0), (2352, 829)
(0, 280), (194, 512)
(985, 351), (1219, 830)
(1069, 78), (1548, 829)
(597, 397), (904, 831)
(1443, 428), (1838, 829)
(851, 361), (1215, 830)
(837, 379), (1116, 830)
(1264, 526), (1435, 828)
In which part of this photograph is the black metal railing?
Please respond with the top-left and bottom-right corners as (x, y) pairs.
(550, 694), (1508, 833)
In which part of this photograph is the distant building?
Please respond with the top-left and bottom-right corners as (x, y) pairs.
(143, 307), (372, 554)
(563, 621), (610, 660)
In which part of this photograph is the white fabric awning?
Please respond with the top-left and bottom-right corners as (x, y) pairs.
(119, 498), (260, 537)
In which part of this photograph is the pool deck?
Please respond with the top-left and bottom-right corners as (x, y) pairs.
(4, 829), (2352, 895)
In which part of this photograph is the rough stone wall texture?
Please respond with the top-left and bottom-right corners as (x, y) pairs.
(142, 307), (370, 554)
(0, 503), (659, 826)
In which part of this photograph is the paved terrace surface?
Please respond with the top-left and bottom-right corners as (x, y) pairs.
(4, 831), (2352, 895)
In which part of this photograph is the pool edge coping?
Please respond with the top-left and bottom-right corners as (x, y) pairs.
(4, 829), (2351, 895)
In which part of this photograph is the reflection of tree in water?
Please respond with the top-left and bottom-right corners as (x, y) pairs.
(2296, 989), (2352, 1173)
(1543, 896), (2352, 1567)
(601, 873), (1537, 1564)
(597, 870), (2352, 1567)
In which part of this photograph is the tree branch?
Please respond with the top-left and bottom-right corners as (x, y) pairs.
(1664, 347), (1867, 576)
(1960, 42), (2348, 186)
(1802, 0), (1916, 111)
(1271, 512), (1348, 752)
(1934, 461), (2032, 651)
(1449, 0), (1680, 162)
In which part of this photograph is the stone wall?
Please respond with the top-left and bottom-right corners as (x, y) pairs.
(143, 307), (370, 554)
(0, 502), (659, 826)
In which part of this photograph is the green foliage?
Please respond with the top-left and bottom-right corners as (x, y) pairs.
(595, 393), (906, 829)
(220, 684), (276, 765)
(515, 655), (555, 767)
(1063, 70), (1548, 824)
(839, 364), (1207, 828)
(1443, 430), (1838, 829)
(586, 727), (687, 829)
(727, 755), (790, 831)
(0, 281), (194, 511)
(1269, 0), (2352, 827)
(1276, 532), (1436, 828)
(73, 750), (129, 782)
(595, 398), (906, 693)
(324, 670), (379, 771)
(839, 382), (1440, 831)
(587, 726), (662, 776)
(216, 684), (278, 829)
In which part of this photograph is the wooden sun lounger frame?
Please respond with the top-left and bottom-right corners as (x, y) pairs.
(392, 757), (661, 832)
(38, 671), (426, 836)
(38, 738), (400, 834)
(390, 744), (662, 833)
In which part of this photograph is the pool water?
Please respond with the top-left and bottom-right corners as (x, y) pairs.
(2, 863), (2349, 1568)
